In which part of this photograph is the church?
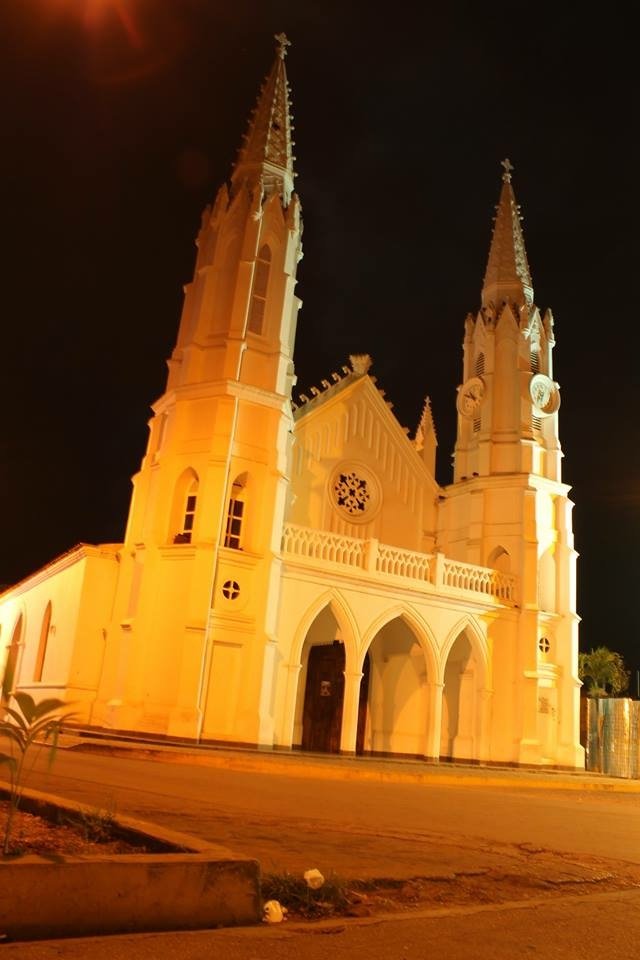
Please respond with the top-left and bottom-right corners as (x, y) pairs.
(0, 35), (584, 769)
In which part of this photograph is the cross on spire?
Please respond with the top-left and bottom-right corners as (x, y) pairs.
(274, 32), (291, 58)
(501, 157), (514, 182)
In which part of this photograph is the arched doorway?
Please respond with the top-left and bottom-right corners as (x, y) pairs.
(365, 617), (429, 757)
(301, 642), (370, 754)
(441, 631), (476, 761)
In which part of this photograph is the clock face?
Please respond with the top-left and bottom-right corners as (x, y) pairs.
(529, 374), (560, 415)
(457, 377), (485, 418)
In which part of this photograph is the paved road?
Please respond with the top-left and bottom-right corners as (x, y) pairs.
(10, 741), (640, 958)
(20, 742), (640, 876)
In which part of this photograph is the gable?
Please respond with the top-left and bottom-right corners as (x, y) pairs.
(289, 375), (439, 551)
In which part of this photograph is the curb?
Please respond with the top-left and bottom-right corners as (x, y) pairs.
(0, 783), (261, 942)
(63, 737), (640, 794)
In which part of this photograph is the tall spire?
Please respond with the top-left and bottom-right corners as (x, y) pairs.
(231, 33), (296, 205)
(481, 159), (533, 309)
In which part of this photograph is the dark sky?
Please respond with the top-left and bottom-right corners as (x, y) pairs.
(1, 2), (638, 672)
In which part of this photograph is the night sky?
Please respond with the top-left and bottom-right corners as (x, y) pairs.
(2, 3), (637, 674)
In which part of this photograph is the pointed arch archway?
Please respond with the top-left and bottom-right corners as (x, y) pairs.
(289, 591), (359, 755)
(290, 590), (358, 669)
(358, 606), (438, 759)
(439, 617), (490, 762)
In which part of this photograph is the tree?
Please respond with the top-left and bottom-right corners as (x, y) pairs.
(578, 646), (630, 698)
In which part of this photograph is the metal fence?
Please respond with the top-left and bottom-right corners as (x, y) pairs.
(582, 697), (640, 778)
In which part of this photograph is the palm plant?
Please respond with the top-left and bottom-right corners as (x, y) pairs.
(578, 647), (630, 698)
(0, 692), (75, 855)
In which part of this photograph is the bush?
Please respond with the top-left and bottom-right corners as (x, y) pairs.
(0, 692), (75, 855)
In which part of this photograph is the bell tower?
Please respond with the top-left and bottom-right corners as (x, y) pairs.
(454, 158), (561, 484)
(444, 160), (582, 768)
(95, 35), (303, 745)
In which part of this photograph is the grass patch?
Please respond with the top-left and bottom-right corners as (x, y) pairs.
(261, 870), (353, 919)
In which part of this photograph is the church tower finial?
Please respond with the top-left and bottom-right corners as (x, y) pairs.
(274, 31), (291, 58)
(482, 158), (533, 309)
(231, 33), (296, 205)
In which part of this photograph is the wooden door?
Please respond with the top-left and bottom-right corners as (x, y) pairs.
(301, 645), (371, 754)
(301, 642), (345, 753)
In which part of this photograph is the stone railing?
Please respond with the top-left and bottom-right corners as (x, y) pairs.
(376, 543), (432, 582)
(279, 525), (366, 568)
(441, 558), (515, 601)
(281, 523), (516, 604)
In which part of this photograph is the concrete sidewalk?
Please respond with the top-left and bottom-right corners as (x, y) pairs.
(61, 730), (640, 794)
(8, 888), (640, 960)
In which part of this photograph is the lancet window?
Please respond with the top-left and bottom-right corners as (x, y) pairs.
(224, 475), (247, 549)
(33, 601), (52, 682)
(247, 244), (271, 335)
(173, 472), (199, 544)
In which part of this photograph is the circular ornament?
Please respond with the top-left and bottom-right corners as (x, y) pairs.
(330, 463), (381, 523)
(529, 374), (560, 415)
(457, 377), (485, 418)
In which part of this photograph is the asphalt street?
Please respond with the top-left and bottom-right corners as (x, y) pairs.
(7, 738), (640, 958)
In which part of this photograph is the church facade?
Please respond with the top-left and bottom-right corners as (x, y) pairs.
(0, 37), (584, 769)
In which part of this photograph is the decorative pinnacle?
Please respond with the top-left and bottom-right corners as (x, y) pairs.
(349, 354), (373, 376)
(275, 32), (291, 58)
(501, 157), (514, 183)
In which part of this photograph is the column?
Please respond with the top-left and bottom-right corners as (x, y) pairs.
(423, 680), (444, 761)
(340, 669), (364, 755)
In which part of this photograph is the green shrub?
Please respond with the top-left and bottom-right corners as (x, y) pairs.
(0, 692), (75, 855)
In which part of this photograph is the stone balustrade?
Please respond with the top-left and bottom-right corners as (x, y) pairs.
(281, 523), (516, 604)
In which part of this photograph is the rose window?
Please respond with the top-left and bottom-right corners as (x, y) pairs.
(334, 471), (370, 515)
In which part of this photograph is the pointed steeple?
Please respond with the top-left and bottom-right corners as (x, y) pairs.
(231, 32), (296, 206)
(414, 396), (437, 451)
(414, 396), (437, 475)
(481, 159), (533, 310)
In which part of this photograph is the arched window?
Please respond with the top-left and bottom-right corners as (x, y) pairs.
(487, 546), (511, 574)
(224, 474), (247, 550)
(530, 347), (540, 372)
(529, 327), (541, 372)
(180, 480), (198, 544)
(247, 244), (271, 335)
(33, 602), (52, 682)
(172, 471), (199, 544)
(475, 353), (485, 376)
(2, 614), (23, 703)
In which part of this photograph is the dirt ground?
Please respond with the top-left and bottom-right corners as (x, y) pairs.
(0, 803), (153, 858)
(259, 845), (640, 921)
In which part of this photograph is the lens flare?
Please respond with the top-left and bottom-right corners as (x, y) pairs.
(41, 0), (188, 85)
(82, 0), (142, 47)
